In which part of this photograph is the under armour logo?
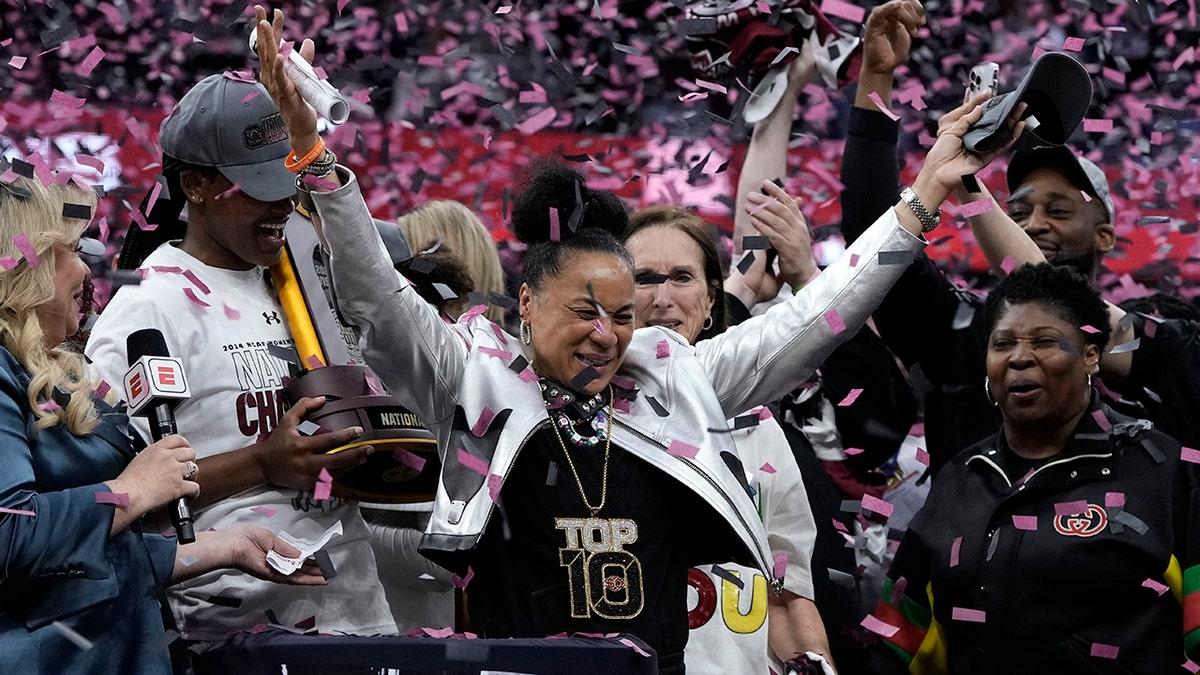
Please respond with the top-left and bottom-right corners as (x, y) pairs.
(263, 311), (282, 325)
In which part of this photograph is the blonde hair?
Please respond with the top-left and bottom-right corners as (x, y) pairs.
(399, 200), (506, 322)
(0, 176), (101, 434)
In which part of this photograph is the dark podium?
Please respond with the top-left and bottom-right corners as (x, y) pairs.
(193, 630), (658, 675)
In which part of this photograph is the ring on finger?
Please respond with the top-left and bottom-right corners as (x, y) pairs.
(184, 460), (199, 481)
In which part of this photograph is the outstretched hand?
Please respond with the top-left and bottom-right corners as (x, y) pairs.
(254, 5), (320, 156)
(862, 0), (926, 77)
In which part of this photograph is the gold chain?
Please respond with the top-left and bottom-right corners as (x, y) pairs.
(551, 386), (614, 517)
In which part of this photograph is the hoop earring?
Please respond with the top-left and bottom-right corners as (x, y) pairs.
(984, 376), (998, 407)
(702, 315), (714, 331)
(520, 318), (532, 345)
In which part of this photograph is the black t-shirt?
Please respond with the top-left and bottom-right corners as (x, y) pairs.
(468, 426), (703, 660)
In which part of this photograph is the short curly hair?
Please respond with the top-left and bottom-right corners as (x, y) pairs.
(984, 263), (1111, 352)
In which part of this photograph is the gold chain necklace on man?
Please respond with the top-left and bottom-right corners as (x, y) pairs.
(550, 385), (614, 517)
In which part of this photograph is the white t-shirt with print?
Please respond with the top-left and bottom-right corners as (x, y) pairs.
(86, 242), (396, 641)
(685, 415), (817, 675)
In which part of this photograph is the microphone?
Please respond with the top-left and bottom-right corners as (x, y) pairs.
(123, 328), (195, 544)
(249, 30), (349, 125)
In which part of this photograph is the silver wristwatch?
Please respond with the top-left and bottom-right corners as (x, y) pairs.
(900, 186), (941, 233)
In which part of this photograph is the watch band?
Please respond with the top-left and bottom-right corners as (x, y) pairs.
(900, 186), (941, 232)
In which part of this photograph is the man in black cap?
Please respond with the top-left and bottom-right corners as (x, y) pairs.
(839, 17), (1200, 469)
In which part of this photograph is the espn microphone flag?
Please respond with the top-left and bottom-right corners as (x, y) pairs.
(125, 328), (196, 543)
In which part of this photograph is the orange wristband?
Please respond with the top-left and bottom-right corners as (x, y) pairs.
(285, 137), (327, 173)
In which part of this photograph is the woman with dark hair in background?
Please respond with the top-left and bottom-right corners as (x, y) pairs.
(870, 263), (1200, 674)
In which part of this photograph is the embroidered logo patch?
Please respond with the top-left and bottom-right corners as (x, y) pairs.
(1053, 504), (1107, 537)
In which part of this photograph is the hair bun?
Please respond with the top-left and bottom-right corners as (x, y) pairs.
(510, 159), (627, 245)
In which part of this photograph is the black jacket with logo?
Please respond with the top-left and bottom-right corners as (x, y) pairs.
(869, 397), (1200, 674)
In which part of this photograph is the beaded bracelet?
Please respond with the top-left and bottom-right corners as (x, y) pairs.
(284, 137), (327, 174)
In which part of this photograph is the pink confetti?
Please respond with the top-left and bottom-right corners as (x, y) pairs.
(549, 207), (561, 241)
(1144, 320), (1159, 338)
(1090, 643), (1120, 659)
(618, 637), (651, 658)
(837, 388), (863, 406)
(867, 91), (901, 121)
(337, 0), (352, 14)
(748, 196), (778, 216)
(496, 5), (513, 14)
(50, 89), (85, 109)
(304, 354), (324, 369)
(773, 552), (787, 579)
(1186, 660), (1200, 674)
(844, 447), (864, 456)
(949, 536), (962, 567)
(471, 407), (496, 437)
(1083, 118), (1114, 133)
(451, 566), (475, 589)
(820, 0), (866, 22)
(518, 368), (538, 384)
(13, 233), (39, 267)
(487, 473), (502, 503)
(250, 505), (277, 518)
(1105, 492), (1125, 508)
(1092, 409), (1112, 431)
(223, 303), (241, 320)
(1012, 515), (1038, 530)
(313, 468), (333, 500)
(959, 198), (995, 218)
(1141, 578), (1169, 596)
(915, 447), (930, 466)
(94, 491), (130, 507)
(0, 506), (37, 516)
(519, 82), (547, 104)
(516, 107), (558, 135)
(457, 448), (490, 476)
(667, 440), (700, 459)
(94, 380), (111, 399)
(1080, 324), (1101, 334)
(849, 253), (860, 267)
(1062, 36), (1086, 52)
(759, 462), (776, 474)
(861, 493), (894, 518)
(655, 339), (670, 358)
(860, 614), (900, 637)
(0, 258), (20, 270)
(1054, 500), (1088, 517)
(823, 309), (846, 334)
(951, 607), (987, 623)
(183, 287), (211, 308)
(1181, 447), (1200, 464)
(182, 269), (210, 295)
(757, 407), (773, 420)
(77, 47), (105, 77)
(477, 346), (513, 360)
(8, 55), (26, 69)
(393, 447), (427, 472)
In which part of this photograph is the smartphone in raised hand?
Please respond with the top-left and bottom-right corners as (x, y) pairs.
(967, 62), (1000, 101)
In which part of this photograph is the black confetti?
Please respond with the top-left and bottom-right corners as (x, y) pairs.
(710, 564), (745, 590)
(314, 549), (337, 581)
(545, 462), (558, 486)
(62, 203), (92, 220)
(432, 283), (458, 300)
(676, 17), (718, 35)
(570, 367), (599, 390)
(267, 343), (300, 365)
(645, 395), (669, 417)
(961, 174), (982, 194)
(736, 251), (756, 275)
(408, 256), (436, 275)
(487, 291), (518, 310)
(509, 354), (530, 375)
(561, 153), (592, 163)
(1113, 510), (1149, 535)
(10, 158), (33, 179)
(742, 235), (771, 250)
(635, 272), (669, 285)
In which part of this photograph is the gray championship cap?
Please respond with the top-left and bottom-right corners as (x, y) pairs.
(1007, 145), (1115, 223)
(158, 72), (296, 202)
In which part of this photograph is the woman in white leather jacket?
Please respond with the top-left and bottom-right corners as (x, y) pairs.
(252, 7), (1023, 671)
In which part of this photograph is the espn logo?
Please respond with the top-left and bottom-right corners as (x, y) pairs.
(123, 356), (190, 414)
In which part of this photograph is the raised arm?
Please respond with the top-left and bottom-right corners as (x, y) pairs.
(254, 5), (469, 426)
